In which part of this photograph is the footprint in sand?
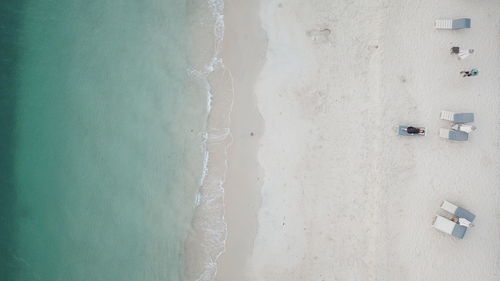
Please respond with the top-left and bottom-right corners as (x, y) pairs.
(306, 28), (332, 43)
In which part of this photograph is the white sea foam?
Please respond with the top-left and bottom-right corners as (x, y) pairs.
(185, 0), (234, 280)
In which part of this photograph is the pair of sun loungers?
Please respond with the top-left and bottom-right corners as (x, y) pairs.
(433, 201), (476, 239)
(439, 111), (476, 141)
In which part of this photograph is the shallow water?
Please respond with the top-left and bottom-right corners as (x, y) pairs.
(1, 0), (210, 280)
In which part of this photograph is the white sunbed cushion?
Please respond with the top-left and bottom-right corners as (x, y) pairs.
(433, 215), (455, 235)
(439, 128), (451, 138)
(435, 19), (453, 29)
(441, 201), (458, 214)
(440, 111), (455, 121)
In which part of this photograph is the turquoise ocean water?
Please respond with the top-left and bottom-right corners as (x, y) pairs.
(0, 0), (220, 280)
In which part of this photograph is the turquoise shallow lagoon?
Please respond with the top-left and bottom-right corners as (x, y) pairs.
(1, 0), (208, 280)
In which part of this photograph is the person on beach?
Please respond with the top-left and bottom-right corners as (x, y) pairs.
(451, 47), (474, 60)
(460, 69), (479, 77)
(458, 49), (474, 60)
(459, 217), (474, 228)
(452, 217), (474, 228)
(406, 126), (425, 135)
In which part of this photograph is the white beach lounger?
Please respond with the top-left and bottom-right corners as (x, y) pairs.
(435, 18), (471, 30)
(440, 111), (474, 123)
(441, 201), (476, 222)
(439, 128), (468, 141)
(433, 215), (468, 239)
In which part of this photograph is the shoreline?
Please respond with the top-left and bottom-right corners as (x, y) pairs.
(214, 0), (266, 280)
(182, 0), (234, 280)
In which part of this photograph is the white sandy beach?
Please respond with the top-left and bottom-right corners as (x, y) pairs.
(216, 0), (500, 281)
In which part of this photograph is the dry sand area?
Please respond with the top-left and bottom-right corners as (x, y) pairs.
(217, 0), (500, 281)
